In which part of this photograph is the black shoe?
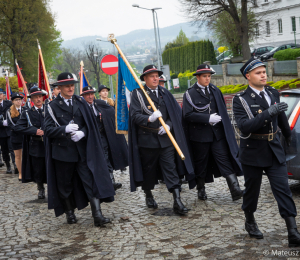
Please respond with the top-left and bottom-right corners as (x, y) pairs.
(5, 161), (12, 174)
(65, 210), (77, 224)
(196, 178), (207, 200)
(13, 162), (18, 174)
(90, 197), (111, 226)
(245, 212), (263, 239)
(226, 174), (244, 201)
(18, 178), (21, 182)
(110, 173), (122, 191)
(285, 217), (300, 247)
(37, 183), (45, 199)
(173, 189), (188, 215)
(159, 179), (165, 184)
(144, 190), (158, 209)
(0, 158), (4, 167)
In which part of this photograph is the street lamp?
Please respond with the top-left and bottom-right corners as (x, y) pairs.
(132, 4), (162, 70)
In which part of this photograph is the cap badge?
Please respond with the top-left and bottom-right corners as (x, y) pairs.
(153, 66), (155, 69)
(205, 65), (208, 68)
(68, 75), (71, 79)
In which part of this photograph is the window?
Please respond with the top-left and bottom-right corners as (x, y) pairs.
(255, 24), (259, 36)
(266, 21), (270, 35)
(278, 19), (283, 33)
(264, 0), (268, 2)
(292, 17), (296, 32)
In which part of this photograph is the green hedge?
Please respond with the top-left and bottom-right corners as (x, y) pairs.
(162, 40), (217, 74)
(273, 48), (300, 61)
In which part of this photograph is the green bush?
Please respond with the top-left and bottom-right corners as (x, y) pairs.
(273, 48), (300, 61)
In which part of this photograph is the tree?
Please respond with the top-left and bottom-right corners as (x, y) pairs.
(180, 0), (252, 59)
(0, 0), (62, 81)
(164, 29), (190, 51)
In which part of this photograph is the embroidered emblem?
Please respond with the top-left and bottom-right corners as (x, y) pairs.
(258, 109), (262, 113)
(59, 101), (63, 104)
(147, 106), (152, 109)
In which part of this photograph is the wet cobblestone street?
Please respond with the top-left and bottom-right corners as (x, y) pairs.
(1, 167), (300, 259)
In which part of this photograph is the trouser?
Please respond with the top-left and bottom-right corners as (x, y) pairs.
(101, 134), (113, 174)
(0, 137), (14, 163)
(30, 156), (47, 183)
(139, 145), (181, 192)
(53, 158), (94, 201)
(191, 137), (234, 179)
(242, 156), (297, 218)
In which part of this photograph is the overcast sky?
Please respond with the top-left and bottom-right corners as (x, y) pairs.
(49, 0), (187, 41)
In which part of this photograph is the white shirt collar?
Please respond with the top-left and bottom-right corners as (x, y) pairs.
(34, 105), (43, 111)
(0, 100), (3, 106)
(197, 82), (209, 93)
(60, 94), (72, 106)
(249, 85), (267, 96)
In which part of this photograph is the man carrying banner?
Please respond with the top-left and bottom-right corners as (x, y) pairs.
(0, 88), (15, 174)
(129, 65), (195, 215)
(233, 58), (300, 246)
(80, 85), (128, 191)
(44, 72), (115, 226)
(14, 87), (47, 199)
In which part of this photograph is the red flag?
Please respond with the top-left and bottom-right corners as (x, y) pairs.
(5, 76), (10, 100)
(15, 60), (29, 101)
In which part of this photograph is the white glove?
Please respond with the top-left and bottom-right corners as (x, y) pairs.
(71, 131), (85, 142)
(148, 110), (162, 123)
(2, 120), (7, 126)
(65, 124), (79, 133)
(209, 113), (222, 125)
(158, 125), (170, 135)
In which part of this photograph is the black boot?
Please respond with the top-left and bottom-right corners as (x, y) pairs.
(173, 189), (188, 215)
(13, 162), (18, 174)
(5, 161), (12, 174)
(64, 198), (77, 224)
(37, 183), (45, 199)
(285, 217), (300, 247)
(226, 174), (243, 201)
(196, 178), (207, 200)
(110, 172), (122, 191)
(90, 197), (111, 226)
(144, 190), (158, 209)
(245, 212), (263, 239)
(0, 156), (4, 167)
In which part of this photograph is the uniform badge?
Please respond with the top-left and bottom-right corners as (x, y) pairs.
(59, 101), (63, 104)
(147, 106), (152, 109)
(146, 91), (150, 95)
(258, 109), (262, 113)
(251, 93), (255, 98)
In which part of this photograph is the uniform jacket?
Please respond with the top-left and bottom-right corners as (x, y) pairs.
(128, 85), (195, 192)
(233, 85), (291, 167)
(0, 100), (12, 137)
(14, 106), (45, 157)
(44, 94), (115, 217)
(130, 86), (173, 148)
(94, 99), (128, 170)
(7, 105), (27, 144)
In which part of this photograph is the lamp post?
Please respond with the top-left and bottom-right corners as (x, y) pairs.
(132, 4), (162, 70)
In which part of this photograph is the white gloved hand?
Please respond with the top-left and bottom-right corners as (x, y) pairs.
(209, 113), (222, 125)
(71, 131), (85, 142)
(2, 120), (7, 126)
(65, 124), (79, 133)
(148, 110), (162, 122)
(158, 125), (170, 135)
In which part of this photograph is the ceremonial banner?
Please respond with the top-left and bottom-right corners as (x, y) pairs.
(79, 70), (90, 89)
(116, 53), (139, 134)
(5, 76), (11, 100)
(16, 63), (28, 100)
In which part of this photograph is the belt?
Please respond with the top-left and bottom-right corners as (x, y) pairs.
(139, 126), (160, 134)
(249, 130), (278, 141)
(31, 136), (43, 142)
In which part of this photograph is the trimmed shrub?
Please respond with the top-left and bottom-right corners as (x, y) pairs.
(273, 48), (300, 61)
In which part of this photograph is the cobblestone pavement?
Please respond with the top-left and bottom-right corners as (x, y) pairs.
(1, 167), (300, 260)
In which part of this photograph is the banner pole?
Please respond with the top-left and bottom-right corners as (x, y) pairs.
(108, 34), (185, 160)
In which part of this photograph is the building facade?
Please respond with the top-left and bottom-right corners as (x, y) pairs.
(252, 0), (300, 47)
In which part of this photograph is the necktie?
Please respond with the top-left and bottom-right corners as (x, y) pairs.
(205, 86), (210, 98)
(68, 99), (72, 107)
(152, 90), (157, 98)
(38, 108), (42, 114)
(0, 103), (2, 108)
(260, 91), (269, 107)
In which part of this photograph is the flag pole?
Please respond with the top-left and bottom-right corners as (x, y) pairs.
(37, 39), (52, 99)
(5, 71), (10, 100)
(108, 34), (185, 160)
(80, 61), (84, 94)
(15, 60), (29, 99)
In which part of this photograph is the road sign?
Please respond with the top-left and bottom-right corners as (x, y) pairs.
(100, 54), (118, 75)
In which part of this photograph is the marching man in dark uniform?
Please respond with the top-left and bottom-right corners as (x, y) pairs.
(80, 85), (128, 191)
(51, 84), (61, 100)
(182, 64), (243, 201)
(233, 57), (300, 246)
(0, 89), (15, 173)
(14, 87), (47, 199)
(159, 75), (167, 88)
(44, 72), (115, 227)
(129, 65), (195, 215)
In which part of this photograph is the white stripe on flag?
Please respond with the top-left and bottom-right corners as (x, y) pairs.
(102, 62), (118, 68)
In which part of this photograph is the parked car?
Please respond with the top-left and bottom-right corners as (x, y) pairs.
(279, 89), (300, 180)
(260, 44), (300, 61)
(216, 50), (233, 64)
(251, 46), (274, 57)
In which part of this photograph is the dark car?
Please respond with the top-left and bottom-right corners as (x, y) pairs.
(260, 44), (300, 61)
(279, 89), (300, 180)
(251, 46), (274, 57)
